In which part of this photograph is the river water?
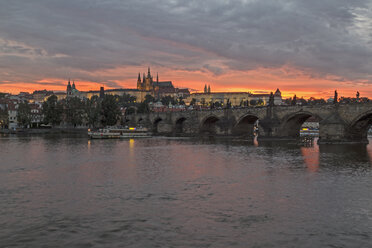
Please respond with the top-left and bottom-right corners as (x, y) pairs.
(1, 135), (372, 247)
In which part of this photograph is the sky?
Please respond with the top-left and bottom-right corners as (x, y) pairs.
(0, 0), (371, 98)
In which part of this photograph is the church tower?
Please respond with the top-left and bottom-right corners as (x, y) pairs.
(67, 79), (72, 96)
(137, 73), (142, 90)
(145, 67), (153, 91)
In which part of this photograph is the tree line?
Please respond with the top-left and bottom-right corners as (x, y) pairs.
(16, 94), (136, 128)
(16, 93), (186, 128)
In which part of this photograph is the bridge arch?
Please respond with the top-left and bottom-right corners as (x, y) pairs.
(347, 110), (372, 142)
(280, 111), (321, 138)
(153, 117), (163, 133)
(200, 115), (220, 135)
(174, 117), (187, 135)
(233, 114), (259, 137)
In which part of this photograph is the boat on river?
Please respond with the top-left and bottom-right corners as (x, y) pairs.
(88, 127), (151, 139)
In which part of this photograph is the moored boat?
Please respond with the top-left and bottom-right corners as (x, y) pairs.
(88, 128), (121, 139)
(88, 127), (151, 139)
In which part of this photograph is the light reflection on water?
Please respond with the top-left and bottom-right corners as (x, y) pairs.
(0, 135), (372, 247)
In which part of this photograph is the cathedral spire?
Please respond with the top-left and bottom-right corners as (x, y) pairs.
(138, 73), (141, 81)
(156, 72), (159, 83)
(67, 78), (72, 95)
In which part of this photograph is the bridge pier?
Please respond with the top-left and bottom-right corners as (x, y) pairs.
(318, 124), (369, 144)
(317, 112), (369, 144)
(157, 122), (173, 135)
(256, 116), (292, 141)
(232, 123), (255, 137)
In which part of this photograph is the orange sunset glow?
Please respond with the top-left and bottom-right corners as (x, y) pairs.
(2, 66), (371, 99)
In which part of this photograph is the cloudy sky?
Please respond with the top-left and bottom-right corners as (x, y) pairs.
(0, 0), (372, 98)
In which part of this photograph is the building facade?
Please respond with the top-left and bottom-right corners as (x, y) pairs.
(66, 80), (81, 98)
(184, 88), (282, 107)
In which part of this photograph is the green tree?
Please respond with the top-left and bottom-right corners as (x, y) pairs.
(136, 94), (154, 114)
(17, 101), (32, 128)
(119, 93), (136, 107)
(161, 96), (177, 106)
(85, 96), (101, 127)
(144, 94), (155, 104)
(214, 101), (222, 108)
(101, 94), (121, 126)
(249, 99), (257, 106)
(137, 102), (150, 114)
(178, 97), (185, 105)
(0, 106), (8, 128)
(189, 98), (196, 106)
(64, 97), (85, 127)
(42, 95), (63, 125)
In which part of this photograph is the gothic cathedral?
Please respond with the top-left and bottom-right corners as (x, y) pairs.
(137, 67), (158, 92)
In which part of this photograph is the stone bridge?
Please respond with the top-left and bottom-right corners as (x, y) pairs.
(127, 103), (372, 144)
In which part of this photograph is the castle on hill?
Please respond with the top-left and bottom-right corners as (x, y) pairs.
(137, 67), (190, 99)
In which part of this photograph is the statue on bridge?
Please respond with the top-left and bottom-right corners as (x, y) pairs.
(334, 90), (338, 104)
(269, 92), (274, 107)
(291, 95), (297, 106)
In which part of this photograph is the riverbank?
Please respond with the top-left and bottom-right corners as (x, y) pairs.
(0, 127), (88, 135)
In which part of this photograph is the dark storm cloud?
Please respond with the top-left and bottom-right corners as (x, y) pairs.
(0, 0), (371, 85)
